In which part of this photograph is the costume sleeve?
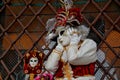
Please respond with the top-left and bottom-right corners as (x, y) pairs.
(45, 50), (61, 74)
(67, 39), (97, 65)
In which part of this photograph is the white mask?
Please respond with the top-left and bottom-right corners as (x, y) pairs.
(29, 57), (38, 68)
(58, 29), (70, 46)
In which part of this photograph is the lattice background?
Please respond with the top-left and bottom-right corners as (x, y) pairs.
(0, 0), (120, 80)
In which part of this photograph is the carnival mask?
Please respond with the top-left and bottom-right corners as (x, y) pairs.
(24, 50), (44, 74)
(29, 57), (38, 68)
(58, 29), (70, 46)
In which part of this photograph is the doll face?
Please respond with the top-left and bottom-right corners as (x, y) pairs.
(29, 57), (38, 68)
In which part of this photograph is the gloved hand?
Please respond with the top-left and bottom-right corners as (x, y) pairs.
(70, 34), (81, 45)
(55, 37), (64, 52)
(66, 28), (82, 45)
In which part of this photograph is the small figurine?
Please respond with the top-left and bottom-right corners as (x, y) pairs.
(23, 50), (44, 80)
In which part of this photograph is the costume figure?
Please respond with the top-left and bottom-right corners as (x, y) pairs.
(23, 50), (44, 80)
(45, 27), (97, 80)
(45, 0), (97, 80)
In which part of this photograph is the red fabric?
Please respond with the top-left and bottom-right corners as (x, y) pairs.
(55, 8), (67, 27)
(57, 8), (82, 22)
(54, 61), (64, 77)
(55, 7), (82, 28)
(71, 62), (95, 77)
(54, 62), (96, 78)
(69, 8), (83, 22)
(24, 64), (42, 74)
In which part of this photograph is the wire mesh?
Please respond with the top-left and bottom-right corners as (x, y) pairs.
(0, 0), (120, 80)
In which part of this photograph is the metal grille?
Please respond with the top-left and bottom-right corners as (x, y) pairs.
(0, 0), (120, 80)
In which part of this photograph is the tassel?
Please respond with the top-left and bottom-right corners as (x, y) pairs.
(29, 73), (34, 80)
(63, 62), (73, 79)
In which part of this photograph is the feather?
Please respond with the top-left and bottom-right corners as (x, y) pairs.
(46, 18), (56, 32)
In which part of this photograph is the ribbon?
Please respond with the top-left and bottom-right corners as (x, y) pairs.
(34, 73), (53, 80)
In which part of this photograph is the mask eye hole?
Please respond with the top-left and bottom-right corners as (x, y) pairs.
(34, 60), (38, 62)
(60, 30), (65, 36)
(30, 60), (33, 62)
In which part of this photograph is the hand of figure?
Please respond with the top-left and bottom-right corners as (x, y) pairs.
(66, 28), (81, 45)
(70, 34), (81, 45)
(55, 37), (64, 52)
